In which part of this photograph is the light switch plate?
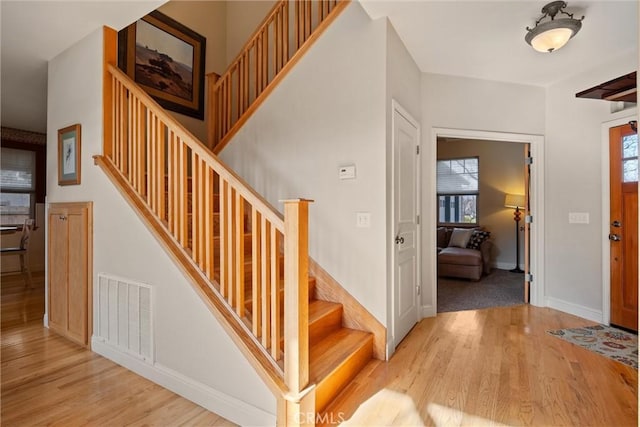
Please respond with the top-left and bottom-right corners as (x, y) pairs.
(356, 212), (371, 228)
(568, 212), (589, 224)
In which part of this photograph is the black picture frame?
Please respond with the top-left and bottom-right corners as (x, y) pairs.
(118, 10), (206, 120)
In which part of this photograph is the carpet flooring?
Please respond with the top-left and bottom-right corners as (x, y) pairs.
(547, 324), (638, 369)
(437, 269), (525, 313)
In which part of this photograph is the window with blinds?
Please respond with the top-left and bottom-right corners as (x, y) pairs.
(437, 157), (479, 225)
(1, 147), (36, 225)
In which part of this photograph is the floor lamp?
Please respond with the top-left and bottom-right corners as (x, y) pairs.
(505, 194), (525, 273)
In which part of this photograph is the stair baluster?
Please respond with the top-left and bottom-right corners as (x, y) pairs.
(100, 7), (378, 421)
(207, 0), (349, 153)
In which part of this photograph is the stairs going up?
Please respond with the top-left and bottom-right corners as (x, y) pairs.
(176, 174), (374, 413)
(99, 1), (379, 418)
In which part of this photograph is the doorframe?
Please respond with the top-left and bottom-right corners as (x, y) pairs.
(428, 128), (545, 311)
(390, 100), (421, 354)
(600, 109), (638, 325)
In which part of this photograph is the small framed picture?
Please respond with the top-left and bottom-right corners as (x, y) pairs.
(58, 124), (81, 185)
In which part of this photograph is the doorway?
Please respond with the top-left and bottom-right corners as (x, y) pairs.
(391, 101), (421, 350)
(427, 128), (544, 315)
(435, 138), (530, 312)
(603, 119), (638, 331)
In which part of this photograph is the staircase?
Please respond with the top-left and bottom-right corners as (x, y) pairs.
(201, 174), (374, 415)
(96, 1), (381, 422)
(207, 0), (349, 152)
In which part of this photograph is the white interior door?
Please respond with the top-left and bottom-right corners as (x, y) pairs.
(393, 103), (420, 349)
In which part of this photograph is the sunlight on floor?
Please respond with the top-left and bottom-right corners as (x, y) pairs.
(340, 389), (424, 426)
(444, 310), (483, 334)
(427, 403), (511, 427)
(339, 388), (513, 427)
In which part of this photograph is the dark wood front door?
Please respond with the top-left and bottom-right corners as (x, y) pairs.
(609, 123), (638, 331)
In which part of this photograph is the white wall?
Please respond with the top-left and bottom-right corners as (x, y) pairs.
(437, 139), (525, 270)
(225, 0), (276, 67)
(47, 28), (275, 426)
(157, 1), (227, 143)
(385, 20), (421, 346)
(544, 51), (637, 319)
(220, 2), (389, 324)
(421, 73), (545, 312)
(152, 0), (282, 143)
(385, 21), (421, 120)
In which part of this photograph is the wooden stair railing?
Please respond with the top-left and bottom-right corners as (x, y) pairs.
(207, 0), (350, 153)
(99, 27), (315, 425)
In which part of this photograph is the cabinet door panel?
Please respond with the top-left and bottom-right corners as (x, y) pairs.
(48, 202), (92, 347)
(48, 211), (68, 333)
(66, 210), (88, 345)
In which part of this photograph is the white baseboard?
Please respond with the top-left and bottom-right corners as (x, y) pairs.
(421, 304), (436, 318)
(92, 337), (276, 426)
(493, 262), (524, 271)
(544, 296), (604, 324)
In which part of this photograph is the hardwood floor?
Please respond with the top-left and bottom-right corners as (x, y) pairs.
(1, 272), (236, 426)
(323, 305), (638, 426)
(2, 271), (637, 426)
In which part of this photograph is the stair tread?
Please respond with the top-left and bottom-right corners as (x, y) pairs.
(309, 328), (373, 383)
(309, 299), (342, 325)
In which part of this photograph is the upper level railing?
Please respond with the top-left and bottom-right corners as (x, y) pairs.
(100, 28), (313, 423)
(207, 0), (349, 153)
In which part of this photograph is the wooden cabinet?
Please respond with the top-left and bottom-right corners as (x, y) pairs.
(48, 202), (93, 347)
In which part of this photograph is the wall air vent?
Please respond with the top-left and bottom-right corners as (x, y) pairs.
(96, 274), (153, 362)
(576, 71), (637, 103)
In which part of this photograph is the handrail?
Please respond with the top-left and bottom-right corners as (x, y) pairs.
(102, 27), (313, 422)
(208, 0), (349, 152)
(107, 63), (285, 229)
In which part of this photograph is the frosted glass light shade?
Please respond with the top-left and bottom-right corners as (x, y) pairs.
(530, 27), (573, 52)
(525, 1), (584, 54)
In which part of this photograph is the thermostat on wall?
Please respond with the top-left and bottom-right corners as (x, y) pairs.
(339, 165), (356, 180)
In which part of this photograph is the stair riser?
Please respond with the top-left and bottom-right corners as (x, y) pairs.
(193, 213), (250, 235)
(315, 337), (373, 413)
(309, 307), (342, 345)
(212, 234), (253, 256)
(242, 297), (340, 354)
(243, 278), (317, 313)
(214, 258), (287, 288)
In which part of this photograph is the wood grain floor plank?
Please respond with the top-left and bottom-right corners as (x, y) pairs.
(322, 305), (638, 427)
(1, 272), (237, 426)
(4, 272), (637, 427)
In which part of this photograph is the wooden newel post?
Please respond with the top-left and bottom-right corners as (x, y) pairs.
(282, 199), (315, 426)
(206, 72), (220, 151)
(103, 27), (117, 159)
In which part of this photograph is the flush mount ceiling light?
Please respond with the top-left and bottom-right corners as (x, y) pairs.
(525, 1), (584, 53)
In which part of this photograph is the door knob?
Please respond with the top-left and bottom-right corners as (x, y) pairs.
(609, 234), (621, 242)
(395, 236), (404, 244)
(611, 220), (621, 228)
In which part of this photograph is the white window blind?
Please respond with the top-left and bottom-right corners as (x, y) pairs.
(1, 148), (35, 191)
(437, 157), (478, 194)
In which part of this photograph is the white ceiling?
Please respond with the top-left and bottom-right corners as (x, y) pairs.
(1, 1), (637, 133)
(360, 0), (638, 87)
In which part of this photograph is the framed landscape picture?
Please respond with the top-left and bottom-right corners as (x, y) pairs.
(58, 124), (81, 186)
(118, 10), (206, 120)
